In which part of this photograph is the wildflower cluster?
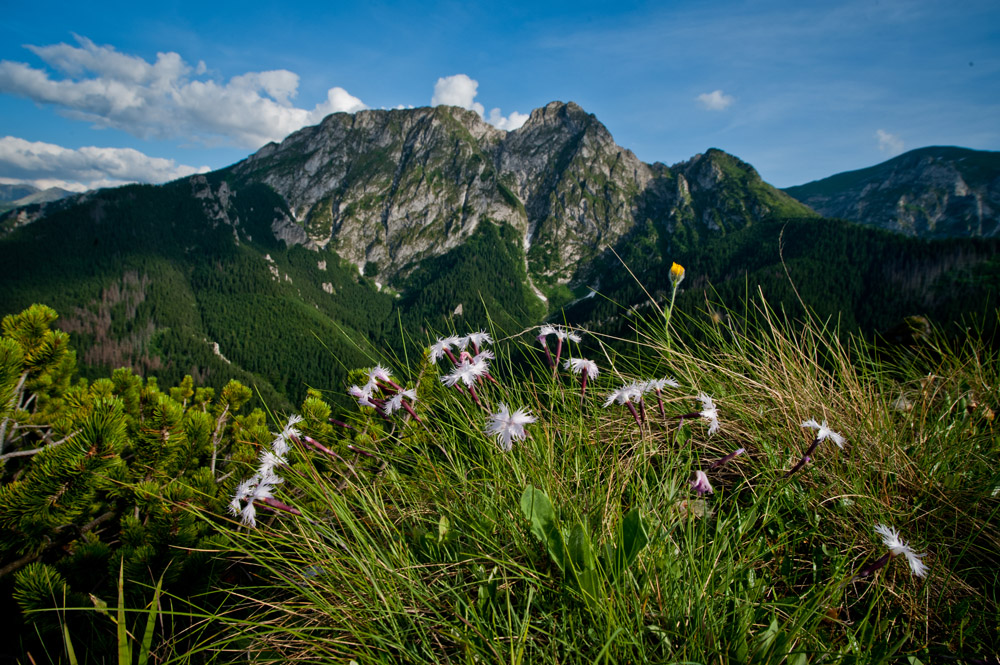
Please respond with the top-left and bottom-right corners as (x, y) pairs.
(227, 271), (932, 587)
(431, 331), (499, 407)
(228, 414), (304, 528)
(349, 364), (420, 422)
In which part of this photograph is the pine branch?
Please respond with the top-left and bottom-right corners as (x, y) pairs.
(0, 430), (79, 461)
(0, 509), (117, 579)
(209, 404), (230, 479)
(0, 370), (29, 455)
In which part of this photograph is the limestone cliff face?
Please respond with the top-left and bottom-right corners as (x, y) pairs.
(499, 102), (654, 281)
(235, 106), (520, 279)
(784, 147), (1000, 238)
(230, 102), (808, 286)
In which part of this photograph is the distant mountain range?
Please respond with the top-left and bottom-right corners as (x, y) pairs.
(783, 146), (1000, 237)
(0, 183), (76, 214)
(1, 103), (996, 406)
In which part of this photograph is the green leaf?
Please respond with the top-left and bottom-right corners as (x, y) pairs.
(577, 568), (600, 602)
(63, 622), (79, 665)
(787, 652), (808, 665)
(621, 507), (649, 568)
(137, 571), (165, 665)
(519, 485), (564, 572)
(437, 514), (450, 544)
(117, 561), (131, 665)
(567, 522), (595, 572)
(753, 616), (779, 661)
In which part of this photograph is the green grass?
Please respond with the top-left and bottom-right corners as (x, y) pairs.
(175, 289), (999, 664)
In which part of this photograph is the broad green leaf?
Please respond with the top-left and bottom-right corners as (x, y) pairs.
(520, 485), (564, 572)
(621, 507), (649, 567)
(567, 522), (595, 572)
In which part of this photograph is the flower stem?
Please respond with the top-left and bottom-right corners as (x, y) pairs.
(625, 402), (642, 427)
(401, 400), (422, 423)
(663, 281), (680, 349)
(538, 336), (554, 369)
(853, 551), (893, 581)
(258, 496), (302, 516)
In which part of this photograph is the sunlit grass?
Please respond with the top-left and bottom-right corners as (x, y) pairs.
(164, 290), (1000, 663)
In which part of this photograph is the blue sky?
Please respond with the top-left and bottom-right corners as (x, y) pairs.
(1, 0), (997, 192)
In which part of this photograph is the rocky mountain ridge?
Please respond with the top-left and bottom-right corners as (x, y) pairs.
(783, 146), (1000, 237)
(230, 101), (812, 289)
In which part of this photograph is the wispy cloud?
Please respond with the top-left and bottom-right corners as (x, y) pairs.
(0, 136), (210, 191)
(876, 129), (904, 155)
(696, 90), (734, 111)
(432, 74), (528, 130)
(0, 35), (366, 149)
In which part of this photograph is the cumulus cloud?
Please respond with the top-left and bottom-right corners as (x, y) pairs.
(432, 74), (528, 131)
(876, 129), (904, 156)
(488, 108), (530, 131)
(0, 136), (210, 191)
(696, 90), (735, 111)
(0, 35), (367, 149)
(432, 74), (485, 116)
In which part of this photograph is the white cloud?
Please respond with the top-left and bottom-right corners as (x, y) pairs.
(0, 136), (210, 191)
(488, 108), (529, 131)
(312, 87), (367, 118)
(0, 35), (368, 149)
(876, 128), (904, 155)
(432, 74), (485, 116)
(432, 74), (528, 131)
(696, 89), (735, 111)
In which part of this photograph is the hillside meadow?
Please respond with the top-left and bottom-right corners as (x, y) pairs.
(1, 268), (997, 663)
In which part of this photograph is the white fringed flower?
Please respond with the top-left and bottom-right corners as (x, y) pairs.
(486, 403), (537, 452)
(464, 330), (493, 348)
(538, 325), (582, 343)
(258, 451), (287, 477)
(229, 477), (256, 517)
(368, 364), (392, 383)
(383, 388), (418, 415)
(874, 524), (928, 577)
(272, 414), (303, 456)
(644, 378), (679, 392)
(442, 357), (489, 387)
(348, 384), (377, 408)
(698, 393), (720, 436)
(429, 336), (461, 364)
(801, 419), (845, 448)
(604, 382), (644, 407)
(554, 328), (582, 343)
(564, 357), (598, 377)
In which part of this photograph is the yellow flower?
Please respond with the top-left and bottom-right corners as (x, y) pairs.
(669, 262), (685, 285)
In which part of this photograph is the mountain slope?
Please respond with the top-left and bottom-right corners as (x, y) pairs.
(784, 147), (1000, 237)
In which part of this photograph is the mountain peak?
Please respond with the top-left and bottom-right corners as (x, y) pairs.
(518, 101), (599, 135)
